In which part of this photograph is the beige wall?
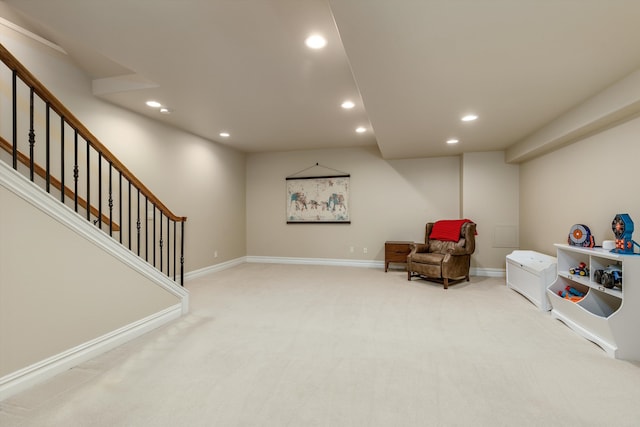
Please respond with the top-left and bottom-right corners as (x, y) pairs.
(0, 24), (246, 272)
(247, 146), (461, 261)
(0, 184), (180, 376)
(247, 147), (519, 269)
(520, 115), (640, 256)
(88, 114), (247, 271)
(462, 152), (519, 270)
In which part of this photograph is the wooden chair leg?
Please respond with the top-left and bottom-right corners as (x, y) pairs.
(444, 278), (449, 289)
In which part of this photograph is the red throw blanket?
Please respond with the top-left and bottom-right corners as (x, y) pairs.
(429, 219), (474, 242)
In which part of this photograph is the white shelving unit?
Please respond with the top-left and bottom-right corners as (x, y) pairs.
(548, 244), (640, 360)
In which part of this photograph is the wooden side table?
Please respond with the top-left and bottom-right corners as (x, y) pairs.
(385, 241), (414, 272)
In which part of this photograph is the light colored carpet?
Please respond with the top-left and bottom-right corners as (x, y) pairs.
(2, 263), (640, 426)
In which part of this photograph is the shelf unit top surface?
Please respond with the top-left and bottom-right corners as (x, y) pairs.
(554, 243), (640, 260)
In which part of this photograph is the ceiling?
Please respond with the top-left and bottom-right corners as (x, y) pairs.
(4, 0), (640, 160)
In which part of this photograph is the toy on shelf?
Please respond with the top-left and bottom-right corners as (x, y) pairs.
(569, 262), (589, 276)
(558, 286), (585, 302)
(594, 264), (623, 289)
(568, 224), (595, 247)
(611, 214), (640, 254)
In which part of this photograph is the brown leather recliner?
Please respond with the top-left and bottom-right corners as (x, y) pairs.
(407, 221), (476, 289)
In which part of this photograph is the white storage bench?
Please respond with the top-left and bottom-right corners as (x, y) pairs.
(506, 250), (557, 311)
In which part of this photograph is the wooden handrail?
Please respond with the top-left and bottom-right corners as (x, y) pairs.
(0, 43), (186, 223)
(0, 136), (120, 231)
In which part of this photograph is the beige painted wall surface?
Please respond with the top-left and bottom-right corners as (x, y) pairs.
(0, 186), (180, 376)
(90, 116), (247, 271)
(520, 115), (640, 256)
(462, 152), (519, 270)
(0, 24), (246, 272)
(246, 147), (461, 262)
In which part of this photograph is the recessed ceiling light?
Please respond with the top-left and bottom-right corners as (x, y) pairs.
(355, 127), (367, 133)
(159, 107), (171, 114)
(447, 139), (459, 144)
(146, 100), (162, 108)
(461, 114), (478, 122)
(341, 100), (355, 109)
(305, 34), (327, 49)
(219, 132), (230, 138)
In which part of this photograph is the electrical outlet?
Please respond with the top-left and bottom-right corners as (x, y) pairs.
(214, 250), (218, 258)
(363, 247), (368, 254)
(350, 246), (354, 253)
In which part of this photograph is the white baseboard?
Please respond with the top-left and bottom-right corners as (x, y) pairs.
(248, 257), (504, 278)
(471, 267), (506, 278)
(184, 256), (248, 281)
(189, 256), (505, 278)
(0, 304), (182, 401)
(184, 256), (382, 282)
(247, 256), (383, 269)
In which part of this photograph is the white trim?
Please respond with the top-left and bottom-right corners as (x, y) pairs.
(192, 257), (504, 277)
(247, 256), (383, 269)
(185, 256), (247, 281)
(0, 163), (189, 314)
(184, 256), (383, 281)
(471, 267), (506, 278)
(0, 304), (182, 401)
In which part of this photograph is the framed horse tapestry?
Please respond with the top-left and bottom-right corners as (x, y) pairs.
(286, 175), (350, 224)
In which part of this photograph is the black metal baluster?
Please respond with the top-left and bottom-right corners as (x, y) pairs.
(166, 216), (170, 276)
(45, 103), (50, 192)
(86, 140), (90, 221)
(60, 118), (65, 203)
(159, 213), (164, 272)
(180, 221), (185, 286)
(153, 206), (156, 267)
(12, 70), (17, 169)
(119, 172), (123, 244)
(136, 189), (141, 256)
(128, 181), (132, 250)
(173, 221), (177, 281)
(145, 197), (148, 261)
(109, 162), (113, 236)
(28, 88), (35, 181)
(97, 152), (102, 229)
(73, 131), (79, 212)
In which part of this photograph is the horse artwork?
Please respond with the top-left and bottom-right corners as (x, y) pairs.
(286, 175), (350, 223)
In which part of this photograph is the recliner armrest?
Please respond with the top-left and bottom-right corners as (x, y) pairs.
(409, 243), (429, 255)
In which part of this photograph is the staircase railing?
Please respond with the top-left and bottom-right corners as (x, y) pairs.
(0, 43), (187, 285)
